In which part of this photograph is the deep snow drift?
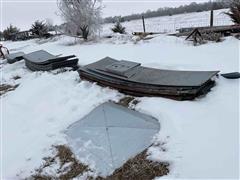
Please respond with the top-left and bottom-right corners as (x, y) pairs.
(1, 9), (239, 180)
(1, 34), (239, 179)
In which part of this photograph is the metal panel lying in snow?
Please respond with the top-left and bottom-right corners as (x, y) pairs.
(23, 50), (76, 64)
(23, 50), (78, 71)
(5, 52), (25, 64)
(85, 57), (219, 87)
(78, 57), (219, 100)
(66, 102), (160, 176)
(23, 50), (56, 64)
(105, 60), (140, 77)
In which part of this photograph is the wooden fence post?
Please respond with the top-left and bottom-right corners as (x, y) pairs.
(210, 0), (214, 27)
(142, 16), (146, 33)
(210, 10), (214, 27)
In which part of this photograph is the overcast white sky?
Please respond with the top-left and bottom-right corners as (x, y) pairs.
(1, 0), (209, 30)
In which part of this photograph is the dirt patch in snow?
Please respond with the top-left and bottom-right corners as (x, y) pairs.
(12, 75), (21, 80)
(0, 84), (19, 96)
(52, 67), (79, 75)
(31, 145), (90, 180)
(116, 96), (140, 108)
(96, 149), (169, 180)
(30, 145), (169, 180)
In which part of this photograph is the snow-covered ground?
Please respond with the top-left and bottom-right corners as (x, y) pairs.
(1, 10), (239, 180)
(103, 9), (232, 34)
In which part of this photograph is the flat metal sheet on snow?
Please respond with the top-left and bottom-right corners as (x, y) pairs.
(5, 52), (25, 64)
(130, 67), (218, 87)
(66, 102), (159, 176)
(25, 58), (78, 71)
(5, 52), (25, 60)
(23, 50), (56, 64)
(23, 50), (78, 71)
(85, 57), (219, 87)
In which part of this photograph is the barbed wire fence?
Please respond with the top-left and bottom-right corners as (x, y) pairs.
(105, 14), (233, 34)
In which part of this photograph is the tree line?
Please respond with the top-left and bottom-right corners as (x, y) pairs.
(104, 1), (231, 23)
(0, 20), (56, 41)
(0, 0), (239, 42)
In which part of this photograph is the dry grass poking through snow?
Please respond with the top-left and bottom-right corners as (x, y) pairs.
(30, 98), (168, 179)
(30, 145), (169, 180)
(96, 149), (169, 180)
(0, 84), (19, 96)
(116, 96), (140, 108)
(31, 145), (90, 180)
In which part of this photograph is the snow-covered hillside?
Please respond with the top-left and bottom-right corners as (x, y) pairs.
(103, 9), (232, 34)
(1, 9), (239, 180)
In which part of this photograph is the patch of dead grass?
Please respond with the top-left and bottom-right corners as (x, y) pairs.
(12, 75), (21, 80)
(30, 145), (169, 180)
(96, 150), (169, 180)
(116, 96), (140, 107)
(0, 84), (19, 96)
(55, 145), (89, 179)
(31, 145), (90, 180)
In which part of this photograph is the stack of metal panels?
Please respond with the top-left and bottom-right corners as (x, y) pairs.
(78, 57), (219, 100)
(5, 52), (25, 64)
(23, 50), (78, 71)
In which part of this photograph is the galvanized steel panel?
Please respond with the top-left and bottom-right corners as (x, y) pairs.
(66, 102), (159, 176)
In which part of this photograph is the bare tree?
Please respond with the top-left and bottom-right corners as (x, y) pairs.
(57, 0), (103, 40)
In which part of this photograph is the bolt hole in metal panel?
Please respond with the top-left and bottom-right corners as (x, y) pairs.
(65, 102), (160, 176)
